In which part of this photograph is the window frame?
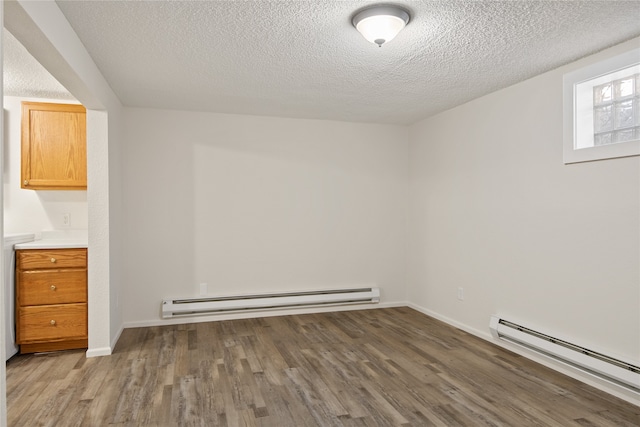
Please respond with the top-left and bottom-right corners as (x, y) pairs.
(563, 47), (640, 164)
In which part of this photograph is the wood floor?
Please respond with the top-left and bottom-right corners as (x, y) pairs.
(6, 307), (639, 426)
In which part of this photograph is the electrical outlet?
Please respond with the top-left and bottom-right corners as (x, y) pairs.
(63, 213), (71, 227)
(457, 287), (464, 301)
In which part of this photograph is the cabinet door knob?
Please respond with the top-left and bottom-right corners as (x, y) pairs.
(50, 320), (56, 326)
(50, 258), (56, 263)
(23, 180), (29, 186)
(50, 285), (56, 291)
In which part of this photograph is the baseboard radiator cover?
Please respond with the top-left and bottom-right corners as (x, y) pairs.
(162, 287), (380, 319)
(490, 316), (640, 392)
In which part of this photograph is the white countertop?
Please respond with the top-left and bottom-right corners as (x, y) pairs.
(4, 233), (36, 245)
(14, 230), (88, 250)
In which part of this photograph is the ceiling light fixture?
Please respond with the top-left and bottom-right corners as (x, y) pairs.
(352, 5), (410, 47)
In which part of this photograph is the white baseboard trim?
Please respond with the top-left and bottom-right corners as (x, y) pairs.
(406, 303), (492, 340)
(110, 323), (124, 352)
(84, 325), (124, 358)
(406, 302), (640, 407)
(123, 301), (406, 329)
(85, 347), (111, 358)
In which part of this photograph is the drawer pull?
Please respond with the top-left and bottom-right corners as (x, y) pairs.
(50, 320), (56, 326)
(50, 258), (56, 263)
(50, 285), (57, 291)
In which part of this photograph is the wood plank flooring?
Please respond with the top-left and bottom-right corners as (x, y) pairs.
(6, 307), (640, 426)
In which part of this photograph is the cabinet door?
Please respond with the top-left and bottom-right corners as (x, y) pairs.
(17, 303), (87, 343)
(21, 102), (87, 190)
(18, 270), (87, 306)
(17, 248), (87, 270)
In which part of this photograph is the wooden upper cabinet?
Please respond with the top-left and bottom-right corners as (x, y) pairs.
(21, 102), (87, 190)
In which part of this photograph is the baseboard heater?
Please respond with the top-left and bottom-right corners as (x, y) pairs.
(490, 316), (640, 392)
(162, 287), (380, 319)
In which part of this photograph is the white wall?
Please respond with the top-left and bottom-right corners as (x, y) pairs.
(3, 96), (88, 234)
(1, 3), (6, 423)
(408, 38), (639, 398)
(107, 108), (124, 351)
(122, 108), (409, 324)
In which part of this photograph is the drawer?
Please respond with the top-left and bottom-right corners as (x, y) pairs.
(17, 303), (87, 343)
(18, 270), (87, 305)
(17, 249), (87, 270)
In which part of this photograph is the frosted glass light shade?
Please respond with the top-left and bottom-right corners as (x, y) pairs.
(352, 6), (410, 47)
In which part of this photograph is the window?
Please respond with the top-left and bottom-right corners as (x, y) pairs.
(592, 73), (639, 146)
(563, 48), (640, 164)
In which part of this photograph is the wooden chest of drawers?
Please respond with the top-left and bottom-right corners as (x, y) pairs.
(16, 248), (88, 353)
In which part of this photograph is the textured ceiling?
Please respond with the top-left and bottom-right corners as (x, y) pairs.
(6, 1), (640, 124)
(3, 29), (74, 100)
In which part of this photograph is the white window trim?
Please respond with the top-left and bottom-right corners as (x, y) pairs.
(563, 47), (640, 164)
